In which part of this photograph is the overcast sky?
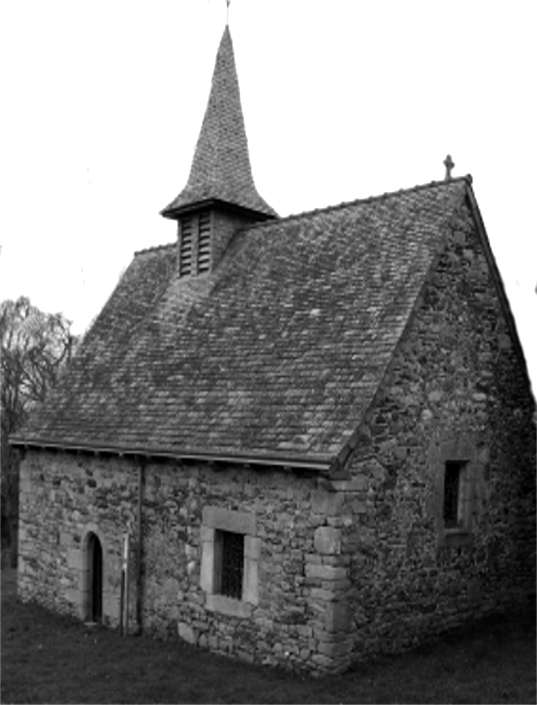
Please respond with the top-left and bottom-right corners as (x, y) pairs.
(1, 0), (535, 386)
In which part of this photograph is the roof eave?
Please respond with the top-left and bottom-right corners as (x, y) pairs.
(160, 197), (278, 222)
(9, 437), (332, 474)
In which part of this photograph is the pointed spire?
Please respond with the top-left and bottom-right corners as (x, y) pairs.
(162, 26), (277, 220)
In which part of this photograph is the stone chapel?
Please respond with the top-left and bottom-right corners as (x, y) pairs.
(11, 23), (535, 673)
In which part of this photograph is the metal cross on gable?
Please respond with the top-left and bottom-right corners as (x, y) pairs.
(443, 154), (455, 180)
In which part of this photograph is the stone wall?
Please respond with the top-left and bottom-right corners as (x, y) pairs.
(339, 197), (536, 663)
(18, 452), (138, 624)
(18, 451), (350, 672)
(16, 200), (535, 675)
(140, 462), (347, 671)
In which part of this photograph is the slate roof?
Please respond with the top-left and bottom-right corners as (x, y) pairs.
(161, 26), (277, 220)
(13, 177), (472, 468)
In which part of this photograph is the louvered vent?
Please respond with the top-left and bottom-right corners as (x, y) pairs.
(179, 218), (193, 276)
(197, 212), (211, 273)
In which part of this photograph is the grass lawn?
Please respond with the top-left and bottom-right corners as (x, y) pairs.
(1, 568), (535, 704)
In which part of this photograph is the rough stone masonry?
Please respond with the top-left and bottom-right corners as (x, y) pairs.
(16, 198), (535, 674)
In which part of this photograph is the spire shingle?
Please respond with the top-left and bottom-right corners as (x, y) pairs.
(162, 26), (277, 220)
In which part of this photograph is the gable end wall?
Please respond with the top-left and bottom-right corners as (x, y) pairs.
(16, 197), (535, 675)
(339, 197), (535, 662)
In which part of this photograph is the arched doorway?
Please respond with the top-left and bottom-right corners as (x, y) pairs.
(87, 532), (103, 622)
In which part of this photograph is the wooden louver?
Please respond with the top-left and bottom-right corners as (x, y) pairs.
(179, 218), (193, 276)
(179, 212), (211, 277)
(197, 212), (211, 273)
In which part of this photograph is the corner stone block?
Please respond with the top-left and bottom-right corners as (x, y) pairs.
(312, 490), (342, 516)
(330, 477), (368, 492)
(324, 601), (349, 632)
(316, 637), (354, 659)
(314, 527), (341, 555)
(178, 622), (196, 645)
(305, 564), (347, 581)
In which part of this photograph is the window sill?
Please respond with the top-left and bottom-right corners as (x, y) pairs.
(441, 527), (472, 548)
(206, 594), (253, 619)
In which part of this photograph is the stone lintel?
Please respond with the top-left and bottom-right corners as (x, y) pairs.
(202, 506), (256, 535)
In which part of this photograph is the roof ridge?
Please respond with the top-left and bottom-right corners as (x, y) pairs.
(240, 175), (473, 233)
(134, 241), (176, 257)
(136, 176), (472, 255)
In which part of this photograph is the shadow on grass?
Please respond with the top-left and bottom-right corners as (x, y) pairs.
(2, 568), (535, 704)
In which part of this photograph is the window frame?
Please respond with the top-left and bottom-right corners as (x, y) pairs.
(215, 529), (245, 600)
(442, 460), (469, 530)
(432, 437), (478, 549)
(200, 507), (260, 619)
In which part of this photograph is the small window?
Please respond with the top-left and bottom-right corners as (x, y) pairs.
(443, 461), (467, 529)
(200, 506), (259, 619)
(217, 530), (244, 600)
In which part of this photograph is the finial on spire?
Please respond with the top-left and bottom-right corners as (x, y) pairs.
(226, 0), (230, 25)
(443, 154), (455, 181)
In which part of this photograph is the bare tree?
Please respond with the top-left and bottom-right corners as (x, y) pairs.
(1, 297), (76, 566)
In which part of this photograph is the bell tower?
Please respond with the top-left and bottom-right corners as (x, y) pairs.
(161, 26), (277, 277)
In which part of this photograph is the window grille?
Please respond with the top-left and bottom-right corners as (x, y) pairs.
(219, 530), (244, 600)
(443, 461), (463, 528)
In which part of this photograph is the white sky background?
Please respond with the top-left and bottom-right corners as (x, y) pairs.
(1, 0), (536, 386)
